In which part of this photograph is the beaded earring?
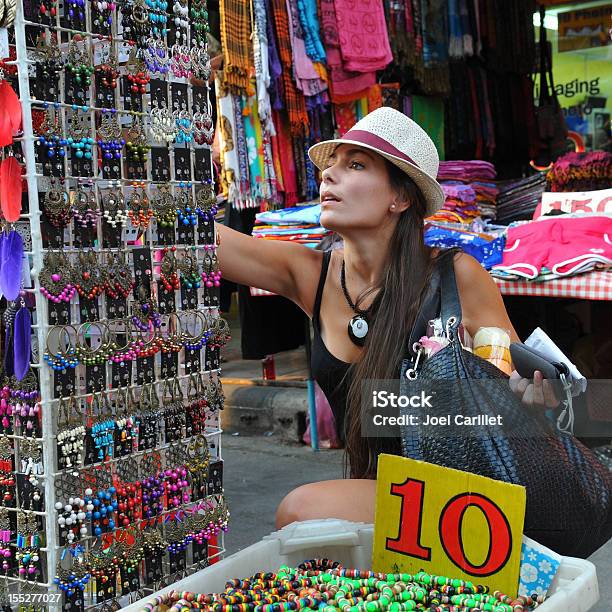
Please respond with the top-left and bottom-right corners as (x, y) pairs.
(185, 373), (204, 436)
(66, 37), (94, 87)
(140, 451), (164, 518)
(127, 184), (154, 231)
(67, 107), (94, 160)
(152, 184), (177, 228)
(56, 395), (85, 473)
(36, 32), (62, 82)
(202, 252), (221, 288)
(66, 0), (86, 29)
(176, 183), (197, 226)
(12, 371), (41, 437)
(173, 0), (189, 41)
(95, 44), (120, 90)
(195, 183), (218, 221)
(146, 0), (169, 37)
(181, 310), (209, 351)
(15, 510), (41, 579)
(88, 392), (115, 462)
(43, 178), (72, 228)
(209, 317), (231, 351)
(159, 246), (180, 292)
(71, 185), (99, 228)
(191, 45), (211, 82)
(125, 116), (150, 163)
(39, 251), (76, 303)
(132, 284), (162, 331)
(43, 325), (79, 371)
(92, 0), (115, 33)
(126, 48), (150, 95)
(162, 378), (184, 443)
(74, 250), (106, 300)
(179, 253), (201, 290)
(190, 0), (210, 44)
(171, 44), (192, 79)
(37, 102), (66, 160)
(149, 101), (177, 143)
(54, 550), (90, 602)
(104, 253), (134, 299)
(0, 383), (11, 435)
(54, 488), (88, 544)
(143, 38), (169, 75)
(0, 436), (15, 505)
(193, 101), (214, 146)
(97, 111), (125, 161)
(101, 181), (128, 229)
(0, 507), (11, 570)
(204, 370), (224, 413)
(174, 109), (193, 144)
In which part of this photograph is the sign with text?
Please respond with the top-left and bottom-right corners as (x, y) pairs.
(534, 188), (612, 219)
(373, 454), (526, 597)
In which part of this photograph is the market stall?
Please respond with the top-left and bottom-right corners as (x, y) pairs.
(0, 0), (230, 607)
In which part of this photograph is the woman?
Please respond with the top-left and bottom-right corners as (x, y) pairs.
(216, 107), (557, 528)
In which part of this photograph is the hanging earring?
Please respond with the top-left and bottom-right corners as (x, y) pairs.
(127, 183), (154, 231)
(176, 183), (197, 226)
(39, 251), (76, 303)
(196, 183), (218, 222)
(67, 107), (94, 161)
(73, 250), (106, 300)
(43, 178), (72, 228)
(36, 102), (66, 161)
(152, 184), (176, 228)
(104, 253), (134, 299)
(97, 111), (125, 161)
(159, 247), (180, 292)
(179, 252), (201, 290)
(125, 116), (150, 163)
(126, 47), (150, 95)
(201, 252), (221, 288)
(65, 36), (94, 87)
(95, 42), (120, 89)
(101, 181), (127, 229)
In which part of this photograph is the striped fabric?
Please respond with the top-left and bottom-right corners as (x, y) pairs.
(219, 0), (252, 93)
(270, 0), (310, 136)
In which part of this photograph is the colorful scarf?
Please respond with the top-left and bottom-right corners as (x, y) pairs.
(219, 0), (253, 94)
(274, 111), (299, 206)
(420, 0), (449, 67)
(271, 0), (310, 136)
(216, 80), (240, 204)
(319, 0), (376, 99)
(242, 96), (265, 203)
(266, 0), (285, 111)
(296, 0), (327, 64)
(286, 0), (327, 96)
(233, 95), (255, 208)
(253, 0), (275, 133)
(333, 0), (393, 72)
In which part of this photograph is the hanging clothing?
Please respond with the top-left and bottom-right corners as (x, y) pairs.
(333, 0), (393, 73)
(219, 0), (253, 93)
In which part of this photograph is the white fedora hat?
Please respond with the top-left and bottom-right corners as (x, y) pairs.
(308, 106), (445, 216)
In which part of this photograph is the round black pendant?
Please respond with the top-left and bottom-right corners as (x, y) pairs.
(348, 314), (369, 347)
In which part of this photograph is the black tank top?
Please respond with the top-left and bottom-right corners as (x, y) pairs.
(310, 251), (352, 442)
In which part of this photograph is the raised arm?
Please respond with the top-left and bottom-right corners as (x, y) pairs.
(215, 223), (323, 316)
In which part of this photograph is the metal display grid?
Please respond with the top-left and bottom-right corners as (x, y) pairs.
(0, 0), (227, 607)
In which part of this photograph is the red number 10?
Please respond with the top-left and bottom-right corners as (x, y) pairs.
(385, 479), (512, 577)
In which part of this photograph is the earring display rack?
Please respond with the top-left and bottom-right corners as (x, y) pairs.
(0, 0), (229, 608)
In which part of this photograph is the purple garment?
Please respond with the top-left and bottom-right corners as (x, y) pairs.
(266, 0), (284, 110)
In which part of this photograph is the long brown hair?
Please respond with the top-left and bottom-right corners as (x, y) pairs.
(344, 160), (437, 479)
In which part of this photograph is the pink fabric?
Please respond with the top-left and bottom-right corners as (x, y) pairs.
(319, 0), (377, 97)
(333, 0), (393, 73)
(303, 382), (342, 448)
(494, 216), (612, 280)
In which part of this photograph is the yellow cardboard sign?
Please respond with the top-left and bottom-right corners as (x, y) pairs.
(373, 454), (526, 597)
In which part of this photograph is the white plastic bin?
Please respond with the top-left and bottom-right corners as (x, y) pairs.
(122, 519), (600, 612)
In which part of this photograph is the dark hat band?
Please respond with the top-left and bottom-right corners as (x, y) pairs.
(340, 129), (420, 169)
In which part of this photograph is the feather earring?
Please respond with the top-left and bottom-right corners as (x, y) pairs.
(13, 302), (32, 381)
(0, 230), (24, 300)
(0, 156), (23, 222)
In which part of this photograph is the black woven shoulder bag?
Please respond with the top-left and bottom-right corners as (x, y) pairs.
(399, 251), (612, 557)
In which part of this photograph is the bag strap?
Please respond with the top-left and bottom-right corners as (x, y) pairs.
(406, 248), (461, 358)
(538, 5), (549, 106)
(439, 249), (463, 339)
